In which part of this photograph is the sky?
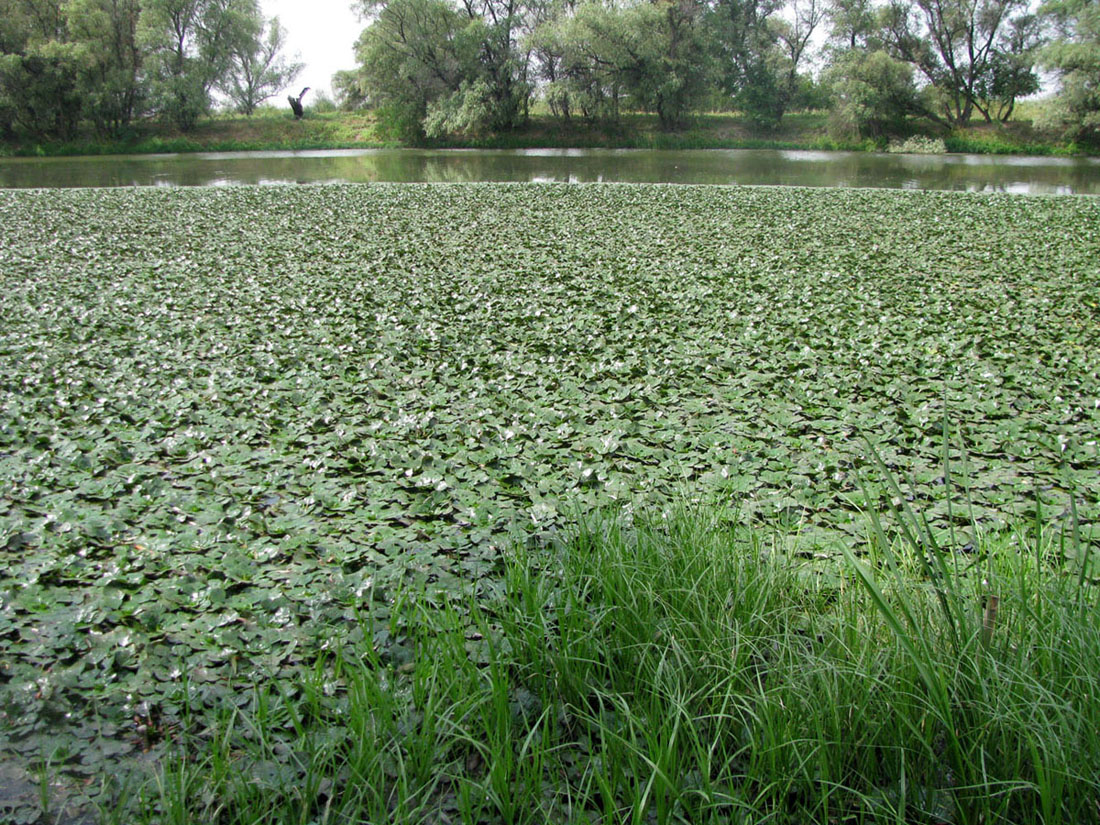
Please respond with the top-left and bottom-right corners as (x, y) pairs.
(260, 0), (364, 100)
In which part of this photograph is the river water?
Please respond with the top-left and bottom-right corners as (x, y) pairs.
(2, 147), (1099, 193)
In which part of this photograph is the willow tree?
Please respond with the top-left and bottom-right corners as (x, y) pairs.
(66, 0), (144, 134)
(220, 15), (302, 115)
(1041, 0), (1100, 143)
(879, 0), (1039, 124)
(139, 0), (261, 130)
(349, 0), (531, 140)
(350, 0), (472, 139)
(531, 0), (711, 130)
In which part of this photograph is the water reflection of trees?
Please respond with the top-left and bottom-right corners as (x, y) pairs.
(1, 150), (1098, 193)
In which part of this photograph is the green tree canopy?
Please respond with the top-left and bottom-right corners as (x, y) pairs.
(878, 0), (1038, 124)
(708, 0), (788, 126)
(824, 48), (922, 138)
(350, 0), (473, 139)
(349, 0), (530, 140)
(65, 0), (144, 134)
(219, 14), (302, 115)
(138, 0), (261, 130)
(531, 0), (711, 130)
(1040, 0), (1100, 143)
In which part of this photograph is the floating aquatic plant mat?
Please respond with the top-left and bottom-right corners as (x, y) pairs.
(0, 183), (1098, 772)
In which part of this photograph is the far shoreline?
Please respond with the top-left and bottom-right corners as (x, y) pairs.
(2, 109), (1094, 160)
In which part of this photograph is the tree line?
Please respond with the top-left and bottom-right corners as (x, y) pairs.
(0, 0), (301, 139)
(2, 0), (1096, 147)
(335, 0), (1099, 145)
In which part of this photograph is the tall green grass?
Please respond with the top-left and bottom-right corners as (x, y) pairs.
(942, 135), (1071, 156)
(96, 486), (1099, 825)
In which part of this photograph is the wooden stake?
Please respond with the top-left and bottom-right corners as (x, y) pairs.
(980, 594), (999, 649)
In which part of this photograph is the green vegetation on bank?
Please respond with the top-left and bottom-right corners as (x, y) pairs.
(342, 0), (1100, 151)
(1, 183), (1098, 821)
(4, 0), (1100, 159)
(1, 107), (1091, 159)
(0, 108), (388, 158)
(97, 504), (1099, 825)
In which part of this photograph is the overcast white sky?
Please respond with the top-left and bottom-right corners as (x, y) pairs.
(260, 0), (363, 100)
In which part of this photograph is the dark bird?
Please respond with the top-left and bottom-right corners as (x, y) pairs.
(288, 87), (310, 120)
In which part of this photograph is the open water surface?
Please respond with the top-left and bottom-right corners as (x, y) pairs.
(2, 147), (1099, 193)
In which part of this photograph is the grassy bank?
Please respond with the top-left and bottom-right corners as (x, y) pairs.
(1, 183), (1098, 822)
(0, 107), (1090, 157)
(95, 504), (1100, 825)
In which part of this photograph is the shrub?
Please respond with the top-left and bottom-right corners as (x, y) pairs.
(887, 135), (947, 154)
(825, 50), (921, 140)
